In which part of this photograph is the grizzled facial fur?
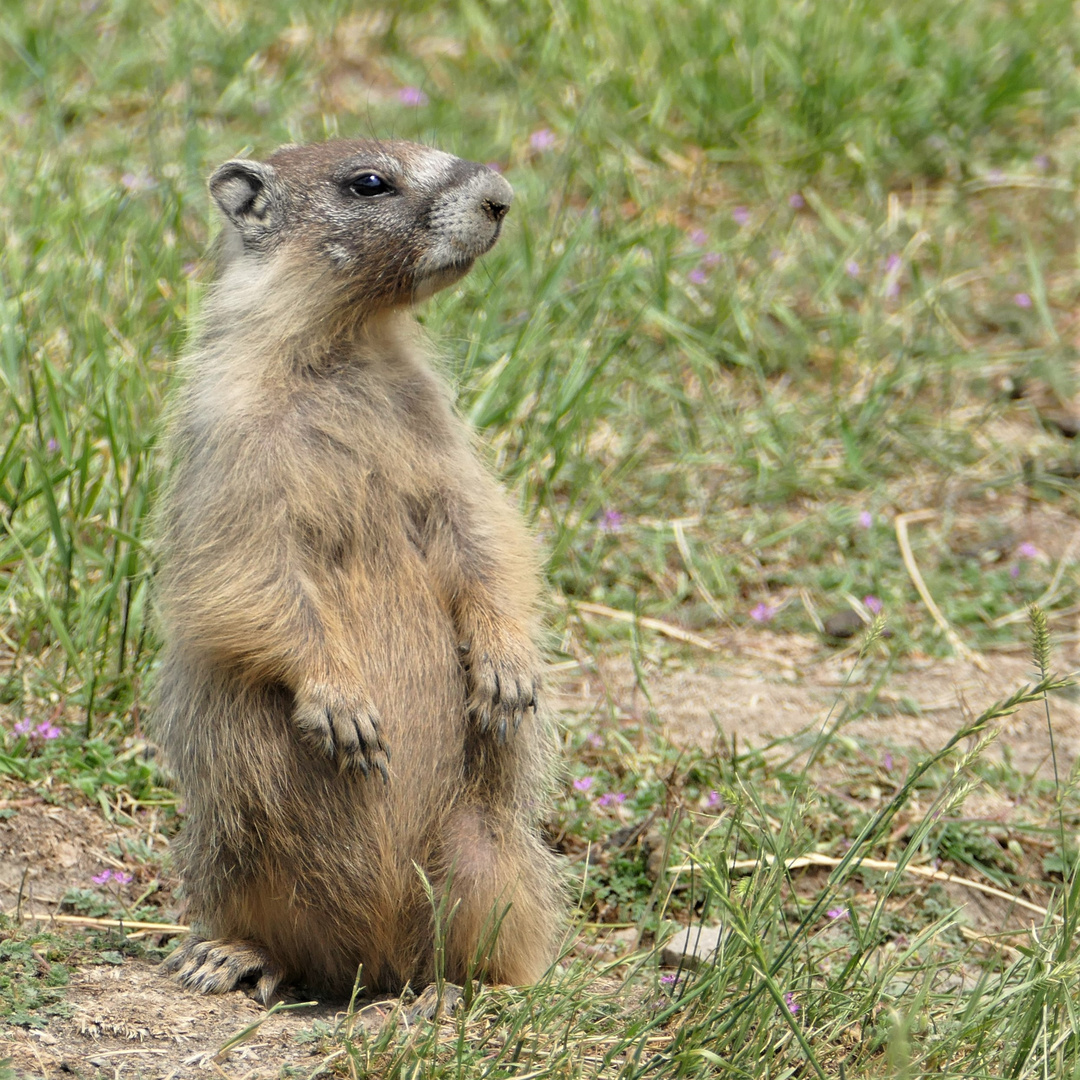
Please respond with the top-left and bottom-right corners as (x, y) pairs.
(208, 139), (513, 310)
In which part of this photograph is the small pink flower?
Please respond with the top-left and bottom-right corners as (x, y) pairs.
(13, 718), (33, 735)
(573, 776), (594, 792)
(885, 254), (902, 272)
(1018, 542), (1038, 558)
(706, 790), (721, 808)
(731, 206), (750, 226)
(397, 86), (428, 106)
(46, 438), (58, 452)
(113, 871), (133, 885)
(846, 260), (860, 278)
(530, 128), (556, 151)
(788, 193), (805, 209)
(36, 722), (61, 739)
(858, 510), (873, 528)
(749, 602), (775, 623)
(784, 992), (800, 1014)
(597, 792), (627, 807)
(660, 973), (677, 985)
(882, 751), (893, 771)
(1010, 564), (1021, 579)
(688, 267), (708, 285)
(598, 509), (624, 533)
(688, 228), (708, 246)
(92, 870), (112, 885)
(1014, 292), (1032, 308)
(701, 252), (722, 268)
(863, 595), (882, 615)
(827, 907), (848, 920)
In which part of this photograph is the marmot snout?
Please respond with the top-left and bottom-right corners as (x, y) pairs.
(152, 138), (563, 1002)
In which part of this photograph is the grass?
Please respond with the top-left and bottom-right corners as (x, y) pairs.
(2, 0), (1080, 1075)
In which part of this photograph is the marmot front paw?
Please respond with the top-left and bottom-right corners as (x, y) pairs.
(293, 683), (390, 780)
(465, 641), (539, 742)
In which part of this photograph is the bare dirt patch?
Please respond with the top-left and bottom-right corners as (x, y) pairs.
(555, 629), (1080, 774)
(1, 959), (349, 1078)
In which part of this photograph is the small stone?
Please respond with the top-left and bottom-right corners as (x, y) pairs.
(660, 924), (724, 970)
(823, 609), (864, 639)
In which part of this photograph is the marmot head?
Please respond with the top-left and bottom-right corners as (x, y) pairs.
(208, 139), (513, 310)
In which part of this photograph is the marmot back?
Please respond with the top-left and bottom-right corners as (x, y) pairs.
(153, 138), (563, 1002)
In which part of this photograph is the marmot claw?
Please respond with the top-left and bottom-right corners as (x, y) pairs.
(467, 650), (539, 742)
(294, 684), (391, 779)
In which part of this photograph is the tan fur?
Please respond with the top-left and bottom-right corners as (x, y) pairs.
(152, 139), (563, 1002)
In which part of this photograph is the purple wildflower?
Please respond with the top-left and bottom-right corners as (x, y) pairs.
(92, 870), (112, 885)
(530, 128), (556, 151)
(573, 776), (594, 792)
(846, 260), (860, 278)
(701, 252), (722, 268)
(731, 206), (750, 227)
(749, 602), (775, 624)
(858, 510), (873, 528)
(706, 790), (721, 808)
(1018, 542), (1038, 558)
(46, 438), (58, 453)
(34, 722), (61, 740)
(660, 973), (677, 985)
(1014, 293), (1032, 309)
(688, 228), (708, 246)
(863, 595), (882, 615)
(784, 992), (800, 1014)
(397, 86), (428, 106)
(597, 792), (627, 807)
(882, 751), (893, 771)
(598, 509), (624, 533)
(789, 193), (805, 209)
(827, 907), (848, 920)
(688, 267), (708, 285)
(1010, 564), (1021, 579)
(13, 718), (33, 735)
(113, 871), (133, 885)
(885, 253), (902, 272)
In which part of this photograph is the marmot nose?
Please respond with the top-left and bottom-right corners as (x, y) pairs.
(483, 198), (510, 224)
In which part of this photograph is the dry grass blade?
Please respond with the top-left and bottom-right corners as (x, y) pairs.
(566, 599), (720, 652)
(895, 510), (987, 670)
(671, 852), (1055, 921)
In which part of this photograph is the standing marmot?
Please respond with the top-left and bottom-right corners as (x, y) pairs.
(153, 139), (562, 1003)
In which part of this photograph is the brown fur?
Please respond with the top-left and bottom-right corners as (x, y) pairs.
(152, 139), (563, 1002)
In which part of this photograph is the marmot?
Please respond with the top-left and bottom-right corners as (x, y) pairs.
(152, 138), (563, 1003)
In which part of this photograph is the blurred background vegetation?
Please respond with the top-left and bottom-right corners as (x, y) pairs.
(0, 0), (1078, 776)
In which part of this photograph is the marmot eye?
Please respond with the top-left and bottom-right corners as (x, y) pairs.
(348, 173), (394, 197)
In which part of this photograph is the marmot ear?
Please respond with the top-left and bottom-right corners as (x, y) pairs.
(208, 160), (281, 230)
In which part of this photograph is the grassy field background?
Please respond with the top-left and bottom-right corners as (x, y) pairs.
(2, 0), (1080, 1076)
